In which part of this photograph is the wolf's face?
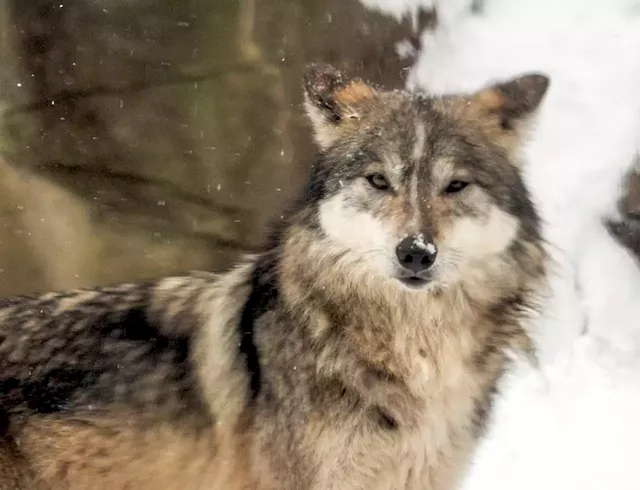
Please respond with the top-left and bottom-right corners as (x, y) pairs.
(302, 64), (549, 291)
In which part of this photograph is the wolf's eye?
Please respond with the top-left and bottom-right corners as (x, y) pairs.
(444, 180), (469, 194)
(366, 173), (391, 191)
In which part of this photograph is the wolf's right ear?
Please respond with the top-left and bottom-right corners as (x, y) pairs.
(460, 73), (550, 157)
(303, 63), (377, 149)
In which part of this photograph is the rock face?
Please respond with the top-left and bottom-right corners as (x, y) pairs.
(626, 167), (640, 219)
(0, 0), (636, 297)
(0, 0), (428, 296)
(609, 162), (640, 259)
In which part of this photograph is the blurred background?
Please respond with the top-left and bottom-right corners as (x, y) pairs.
(0, 0), (636, 297)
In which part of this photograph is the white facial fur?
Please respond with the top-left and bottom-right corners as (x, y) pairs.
(318, 188), (398, 277)
(436, 205), (521, 285)
(318, 175), (521, 290)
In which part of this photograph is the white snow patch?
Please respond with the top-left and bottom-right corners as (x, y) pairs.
(396, 39), (418, 59)
(412, 233), (437, 255)
(359, 0), (477, 26)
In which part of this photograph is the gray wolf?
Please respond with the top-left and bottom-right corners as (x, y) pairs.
(0, 63), (549, 490)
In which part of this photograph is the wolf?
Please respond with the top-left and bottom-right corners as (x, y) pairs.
(0, 63), (549, 490)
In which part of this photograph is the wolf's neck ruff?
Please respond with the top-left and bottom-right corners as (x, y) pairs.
(240, 211), (543, 488)
(264, 216), (538, 421)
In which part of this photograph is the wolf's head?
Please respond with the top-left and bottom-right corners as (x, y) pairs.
(297, 63), (549, 292)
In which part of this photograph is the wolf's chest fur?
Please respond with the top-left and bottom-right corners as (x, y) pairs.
(308, 317), (485, 490)
(251, 261), (522, 490)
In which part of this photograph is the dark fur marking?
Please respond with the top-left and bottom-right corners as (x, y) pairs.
(0, 289), (208, 422)
(239, 253), (280, 401)
(0, 379), (21, 413)
(372, 406), (398, 431)
(486, 291), (533, 330)
(23, 368), (100, 414)
(95, 307), (190, 364)
(0, 411), (8, 436)
(471, 384), (498, 437)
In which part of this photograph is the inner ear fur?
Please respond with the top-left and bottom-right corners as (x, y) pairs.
(302, 63), (377, 149)
(456, 73), (550, 154)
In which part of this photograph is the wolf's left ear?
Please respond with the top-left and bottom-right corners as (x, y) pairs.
(464, 73), (550, 151)
(303, 63), (377, 149)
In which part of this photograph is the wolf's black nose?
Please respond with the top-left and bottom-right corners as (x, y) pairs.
(395, 235), (437, 273)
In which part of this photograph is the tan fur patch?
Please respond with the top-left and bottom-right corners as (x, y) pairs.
(334, 81), (376, 107)
(472, 88), (505, 112)
(446, 95), (521, 158)
(15, 412), (254, 490)
(0, 437), (34, 490)
(193, 260), (255, 426)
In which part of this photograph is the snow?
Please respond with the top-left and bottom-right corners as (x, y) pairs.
(413, 233), (437, 255)
(359, 0), (640, 488)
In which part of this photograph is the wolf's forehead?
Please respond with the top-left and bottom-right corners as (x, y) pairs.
(378, 113), (460, 182)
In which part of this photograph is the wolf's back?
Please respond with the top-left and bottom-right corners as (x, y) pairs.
(0, 276), (217, 421)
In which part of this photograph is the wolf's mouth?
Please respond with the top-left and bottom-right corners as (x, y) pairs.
(398, 276), (430, 289)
